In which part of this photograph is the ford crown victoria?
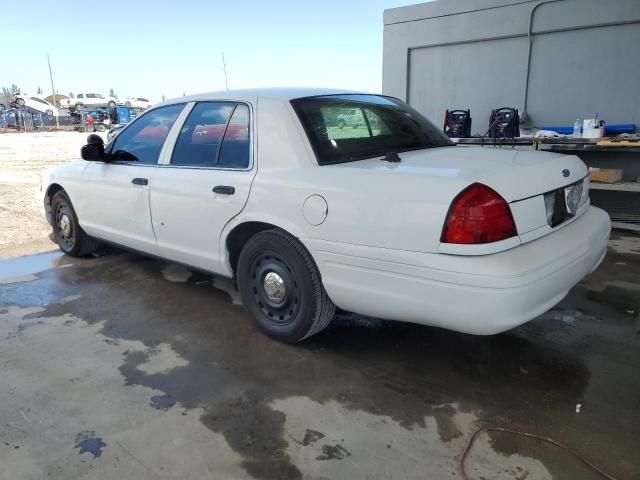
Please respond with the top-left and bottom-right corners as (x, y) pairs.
(40, 88), (611, 342)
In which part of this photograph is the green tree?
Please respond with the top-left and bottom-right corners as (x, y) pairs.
(10, 84), (19, 93)
(69, 92), (75, 98)
(1, 85), (17, 103)
(161, 95), (167, 102)
(109, 88), (116, 99)
(37, 86), (43, 94)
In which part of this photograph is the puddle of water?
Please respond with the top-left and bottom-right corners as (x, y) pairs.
(0, 251), (69, 282)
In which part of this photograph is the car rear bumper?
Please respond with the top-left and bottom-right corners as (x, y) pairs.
(304, 206), (611, 335)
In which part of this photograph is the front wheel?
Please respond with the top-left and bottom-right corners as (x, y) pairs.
(108, 100), (116, 108)
(237, 229), (335, 343)
(16, 98), (25, 106)
(51, 190), (101, 257)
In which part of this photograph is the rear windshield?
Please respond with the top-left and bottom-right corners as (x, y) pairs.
(291, 94), (453, 165)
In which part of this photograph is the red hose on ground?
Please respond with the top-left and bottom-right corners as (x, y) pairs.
(458, 426), (618, 480)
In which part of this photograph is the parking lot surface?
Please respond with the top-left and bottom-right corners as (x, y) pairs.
(1, 234), (639, 480)
(0, 131), (107, 260)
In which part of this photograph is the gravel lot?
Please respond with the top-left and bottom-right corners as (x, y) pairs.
(0, 131), (106, 259)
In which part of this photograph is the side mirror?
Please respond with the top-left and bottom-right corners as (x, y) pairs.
(81, 134), (106, 161)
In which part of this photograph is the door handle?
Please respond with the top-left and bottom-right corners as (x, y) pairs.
(131, 178), (148, 186)
(213, 185), (235, 195)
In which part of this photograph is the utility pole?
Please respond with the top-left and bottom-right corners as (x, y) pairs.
(47, 53), (60, 128)
(222, 53), (229, 91)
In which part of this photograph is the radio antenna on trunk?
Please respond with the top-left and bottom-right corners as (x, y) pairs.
(222, 53), (229, 91)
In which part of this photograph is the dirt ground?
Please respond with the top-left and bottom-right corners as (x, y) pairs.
(0, 131), (106, 259)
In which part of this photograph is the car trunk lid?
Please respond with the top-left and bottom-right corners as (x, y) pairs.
(380, 146), (588, 203)
(336, 146), (590, 253)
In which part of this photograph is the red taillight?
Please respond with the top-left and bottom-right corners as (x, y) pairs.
(441, 183), (517, 244)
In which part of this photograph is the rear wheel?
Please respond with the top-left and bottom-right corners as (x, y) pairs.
(108, 100), (116, 108)
(237, 229), (335, 343)
(15, 98), (25, 106)
(51, 190), (100, 257)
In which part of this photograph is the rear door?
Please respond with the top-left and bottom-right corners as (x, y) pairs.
(150, 101), (255, 273)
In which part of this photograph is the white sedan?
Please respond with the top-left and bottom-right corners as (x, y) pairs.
(13, 93), (59, 117)
(39, 88), (611, 342)
(123, 97), (153, 109)
(60, 93), (118, 111)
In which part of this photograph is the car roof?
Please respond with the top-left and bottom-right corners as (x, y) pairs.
(159, 87), (370, 106)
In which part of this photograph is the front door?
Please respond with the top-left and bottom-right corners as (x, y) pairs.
(78, 103), (186, 253)
(149, 101), (255, 273)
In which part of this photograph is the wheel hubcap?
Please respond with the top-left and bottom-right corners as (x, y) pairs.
(263, 271), (286, 304)
(55, 204), (75, 251)
(59, 214), (71, 236)
(250, 254), (300, 326)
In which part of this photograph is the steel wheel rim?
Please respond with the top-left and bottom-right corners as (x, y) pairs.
(55, 203), (75, 251)
(250, 253), (300, 327)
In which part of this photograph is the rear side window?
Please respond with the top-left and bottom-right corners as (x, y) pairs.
(217, 104), (250, 168)
(291, 94), (452, 165)
(171, 102), (250, 169)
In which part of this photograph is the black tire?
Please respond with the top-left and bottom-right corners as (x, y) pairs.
(51, 190), (101, 257)
(337, 119), (345, 129)
(0, 103), (5, 112)
(16, 98), (25, 106)
(75, 102), (84, 111)
(125, 101), (131, 107)
(95, 123), (106, 132)
(46, 109), (54, 118)
(237, 229), (335, 343)
(108, 100), (116, 108)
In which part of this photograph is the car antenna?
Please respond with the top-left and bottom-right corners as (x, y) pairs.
(382, 151), (401, 163)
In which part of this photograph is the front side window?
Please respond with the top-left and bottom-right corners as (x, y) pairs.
(171, 102), (250, 168)
(291, 94), (453, 164)
(109, 103), (184, 164)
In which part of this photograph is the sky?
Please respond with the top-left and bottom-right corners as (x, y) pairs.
(2, 0), (414, 103)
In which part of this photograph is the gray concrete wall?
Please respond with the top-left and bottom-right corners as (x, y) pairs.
(383, 0), (640, 134)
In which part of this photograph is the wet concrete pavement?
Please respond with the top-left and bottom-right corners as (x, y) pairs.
(0, 234), (639, 479)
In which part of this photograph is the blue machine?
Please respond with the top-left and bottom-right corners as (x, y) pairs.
(116, 106), (131, 124)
